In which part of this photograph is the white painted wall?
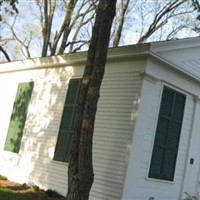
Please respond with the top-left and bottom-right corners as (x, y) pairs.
(181, 98), (200, 199)
(122, 56), (200, 200)
(151, 37), (200, 81)
(0, 55), (145, 199)
(0, 38), (199, 200)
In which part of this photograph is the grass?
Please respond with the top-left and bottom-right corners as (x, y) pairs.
(0, 179), (65, 200)
(0, 187), (32, 200)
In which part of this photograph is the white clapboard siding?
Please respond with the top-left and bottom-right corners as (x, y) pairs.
(122, 67), (197, 199)
(0, 58), (143, 199)
(1, 38), (200, 200)
(89, 69), (142, 200)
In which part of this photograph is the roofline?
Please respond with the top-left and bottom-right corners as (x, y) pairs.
(0, 38), (199, 84)
(0, 43), (150, 74)
(150, 37), (200, 52)
(149, 50), (200, 84)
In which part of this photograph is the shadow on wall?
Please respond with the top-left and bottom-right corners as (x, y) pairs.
(4, 82), (34, 153)
(18, 62), (76, 195)
(5, 56), (143, 198)
(88, 71), (141, 199)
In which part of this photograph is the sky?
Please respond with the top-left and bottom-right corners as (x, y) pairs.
(0, 0), (199, 62)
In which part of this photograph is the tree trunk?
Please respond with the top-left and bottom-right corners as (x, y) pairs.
(51, 0), (78, 56)
(112, 0), (129, 47)
(41, 0), (56, 57)
(66, 0), (117, 200)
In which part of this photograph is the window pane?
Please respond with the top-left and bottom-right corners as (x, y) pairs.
(66, 79), (80, 104)
(166, 121), (181, 149)
(172, 93), (186, 121)
(64, 132), (74, 162)
(162, 150), (177, 181)
(154, 117), (169, 147)
(59, 106), (74, 131)
(54, 79), (81, 162)
(54, 131), (70, 162)
(160, 88), (174, 117)
(149, 86), (186, 181)
(149, 147), (164, 178)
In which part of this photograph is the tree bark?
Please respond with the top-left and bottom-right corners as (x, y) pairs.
(66, 0), (117, 200)
(112, 0), (129, 47)
(51, 0), (78, 55)
(41, 0), (56, 57)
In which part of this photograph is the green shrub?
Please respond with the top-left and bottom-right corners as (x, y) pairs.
(31, 185), (40, 191)
(0, 175), (7, 180)
(22, 183), (27, 187)
(45, 189), (62, 197)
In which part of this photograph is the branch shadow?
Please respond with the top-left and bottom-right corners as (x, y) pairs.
(5, 82), (34, 153)
(19, 60), (76, 195)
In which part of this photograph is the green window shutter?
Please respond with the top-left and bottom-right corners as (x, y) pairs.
(54, 79), (81, 162)
(148, 86), (186, 181)
(4, 82), (34, 153)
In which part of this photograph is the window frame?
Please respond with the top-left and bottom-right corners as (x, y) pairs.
(148, 85), (186, 182)
(54, 78), (81, 163)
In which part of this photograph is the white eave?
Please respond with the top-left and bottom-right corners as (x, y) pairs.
(150, 37), (200, 52)
(149, 50), (200, 84)
(148, 37), (200, 84)
(0, 43), (150, 74)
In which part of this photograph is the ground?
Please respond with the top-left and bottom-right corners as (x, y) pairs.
(0, 179), (66, 200)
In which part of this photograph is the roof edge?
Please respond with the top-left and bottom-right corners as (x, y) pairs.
(150, 37), (200, 52)
(149, 50), (200, 84)
(0, 44), (150, 74)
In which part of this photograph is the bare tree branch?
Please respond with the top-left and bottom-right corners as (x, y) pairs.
(50, 0), (79, 55)
(72, 40), (90, 52)
(68, 9), (95, 52)
(137, 0), (188, 43)
(0, 46), (11, 61)
(5, 15), (31, 58)
(57, 0), (95, 55)
(1, 0), (198, 61)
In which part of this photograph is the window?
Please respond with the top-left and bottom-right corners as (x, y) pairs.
(4, 82), (34, 153)
(148, 86), (186, 181)
(54, 79), (81, 162)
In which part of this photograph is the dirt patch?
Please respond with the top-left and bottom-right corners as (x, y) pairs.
(0, 179), (65, 200)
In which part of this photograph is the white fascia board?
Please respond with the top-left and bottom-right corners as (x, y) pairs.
(0, 52), (88, 73)
(0, 44), (150, 74)
(149, 50), (200, 84)
(150, 37), (200, 52)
